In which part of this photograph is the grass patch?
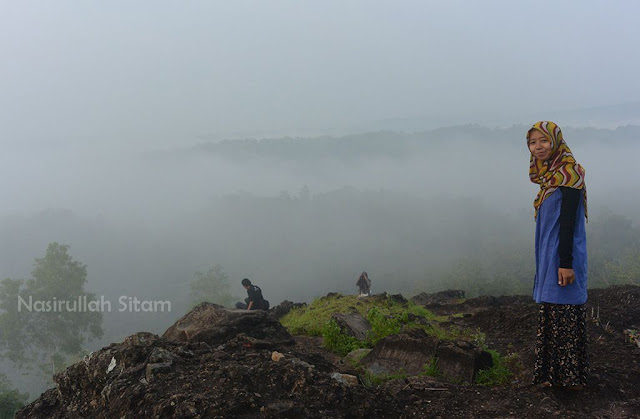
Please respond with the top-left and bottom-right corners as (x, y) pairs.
(280, 293), (442, 339)
(366, 307), (404, 345)
(421, 357), (440, 377)
(361, 369), (408, 387)
(322, 319), (367, 356)
(475, 349), (514, 386)
(342, 347), (371, 368)
(280, 293), (481, 356)
(280, 294), (380, 336)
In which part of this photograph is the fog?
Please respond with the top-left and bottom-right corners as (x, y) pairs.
(2, 1), (640, 148)
(2, 126), (639, 309)
(1, 0), (640, 399)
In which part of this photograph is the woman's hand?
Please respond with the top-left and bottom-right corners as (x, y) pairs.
(558, 268), (575, 286)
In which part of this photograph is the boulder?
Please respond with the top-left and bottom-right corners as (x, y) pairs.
(410, 290), (466, 306)
(406, 312), (431, 326)
(331, 372), (359, 386)
(341, 348), (372, 367)
(162, 302), (294, 346)
(331, 312), (372, 341)
(388, 294), (408, 304)
(436, 340), (492, 383)
(360, 332), (439, 375)
(270, 300), (307, 319)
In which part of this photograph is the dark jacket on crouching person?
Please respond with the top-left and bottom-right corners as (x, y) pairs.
(235, 278), (269, 310)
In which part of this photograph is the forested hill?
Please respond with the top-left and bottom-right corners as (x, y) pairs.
(187, 125), (640, 161)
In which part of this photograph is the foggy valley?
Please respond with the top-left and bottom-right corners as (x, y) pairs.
(2, 124), (639, 329)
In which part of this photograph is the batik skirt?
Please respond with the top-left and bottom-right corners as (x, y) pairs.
(533, 303), (589, 387)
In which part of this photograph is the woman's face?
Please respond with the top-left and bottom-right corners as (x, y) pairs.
(528, 130), (553, 161)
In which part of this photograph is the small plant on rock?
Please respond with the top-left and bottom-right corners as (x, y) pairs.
(475, 349), (513, 386)
(421, 357), (440, 377)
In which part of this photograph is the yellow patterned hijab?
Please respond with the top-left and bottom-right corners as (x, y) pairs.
(527, 121), (587, 220)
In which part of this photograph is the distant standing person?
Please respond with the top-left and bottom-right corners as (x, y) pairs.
(235, 278), (269, 310)
(356, 271), (371, 296)
(526, 121), (588, 390)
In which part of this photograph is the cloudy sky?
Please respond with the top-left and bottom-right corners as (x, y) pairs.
(1, 0), (638, 149)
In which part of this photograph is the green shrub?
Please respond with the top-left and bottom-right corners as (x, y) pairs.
(321, 319), (366, 356)
(475, 349), (513, 386)
(366, 307), (403, 345)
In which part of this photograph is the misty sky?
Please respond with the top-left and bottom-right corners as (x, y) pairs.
(1, 0), (639, 149)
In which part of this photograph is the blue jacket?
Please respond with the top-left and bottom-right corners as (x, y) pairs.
(533, 189), (588, 304)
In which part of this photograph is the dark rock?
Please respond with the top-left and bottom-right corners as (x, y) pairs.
(465, 295), (499, 307)
(369, 292), (389, 303)
(270, 299), (307, 319)
(148, 347), (175, 363)
(436, 340), (492, 383)
(330, 372), (359, 386)
(18, 313), (401, 418)
(145, 361), (172, 382)
(411, 290), (466, 306)
(361, 332), (491, 384)
(331, 312), (372, 341)
(123, 331), (159, 347)
(361, 333), (440, 375)
(341, 348), (372, 368)
(162, 302), (295, 346)
(407, 313), (431, 325)
(403, 328), (431, 339)
(388, 294), (408, 304)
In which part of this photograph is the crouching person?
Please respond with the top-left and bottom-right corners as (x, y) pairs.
(235, 278), (270, 310)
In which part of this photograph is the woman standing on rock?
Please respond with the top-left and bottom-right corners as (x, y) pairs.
(527, 121), (588, 390)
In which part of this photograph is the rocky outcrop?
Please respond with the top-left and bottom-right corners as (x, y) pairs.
(17, 305), (399, 419)
(331, 312), (372, 341)
(162, 302), (295, 347)
(361, 329), (439, 376)
(411, 290), (466, 306)
(270, 300), (307, 320)
(436, 340), (493, 383)
(360, 329), (492, 383)
(388, 294), (408, 304)
(18, 286), (640, 418)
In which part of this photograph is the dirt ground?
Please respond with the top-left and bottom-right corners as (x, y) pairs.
(399, 285), (640, 418)
(17, 285), (640, 419)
